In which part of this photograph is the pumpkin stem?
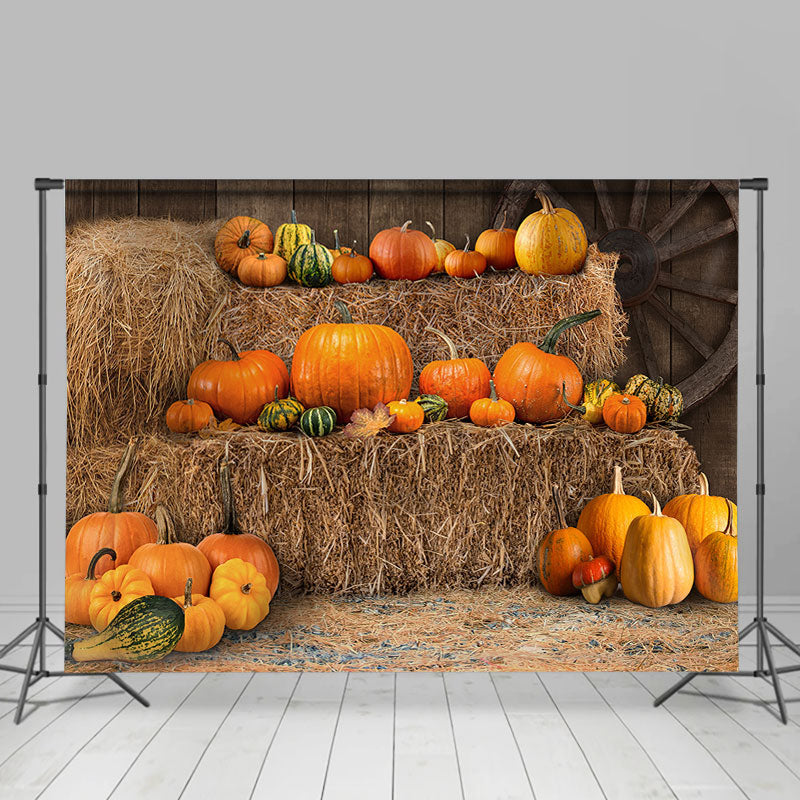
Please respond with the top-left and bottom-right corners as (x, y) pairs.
(400, 220), (412, 234)
(334, 300), (354, 324)
(536, 191), (556, 215)
(540, 310), (602, 355)
(611, 465), (624, 495)
(273, 386), (280, 403)
(425, 221), (437, 241)
(241, 582), (252, 595)
(724, 498), (736, 536)
(184, 577), (194, 608)
(111, 590), (122, 602)
(310, 229), (317, 246)
(219, 458), (243, 536)
(648, 492), (664, 517)
(463, 234), (470, 252)
(496, 210), (507, 231)
(698, 472), (710, 496)
(333, 229), (340, 251)
(425, 326), (459, 360)
(290, 209), (298, 224)
(561, 382), (586, 415)
(551, 484), (568, 530)
(489, 380), (498, 402)
(108, 437), (138, 514)
(349, 240), (358, 257)
(218, 338), (241, 361)
(237, 229), (251, 249)
(86, 547), (117, 580)
(154, 504), (178, 545)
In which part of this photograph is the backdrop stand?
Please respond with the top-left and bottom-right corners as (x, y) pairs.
(655, 178), (800, 725)
(0, 179), (148, 724)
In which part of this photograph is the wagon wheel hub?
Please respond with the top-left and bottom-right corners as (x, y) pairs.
(597, 227), (660, 308)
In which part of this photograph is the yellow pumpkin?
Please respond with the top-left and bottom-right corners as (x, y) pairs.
(577, 466), (649, 570)
(88, 563), (154, 632)
(65, 547), (117, 626)
(171, 578), (227, 652)
(694, 499), (738, 603)
(209, 558), (271, 631)
(426, 221), (455, 273)
(619, 494), (694, 608)
(569, 379), (620, 425)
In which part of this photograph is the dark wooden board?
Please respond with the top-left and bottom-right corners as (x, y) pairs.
(367, 180), (444, 242)
(294, 180), (369, 253)
(216, 180), (293, 226)
(138, 180), (217, 220)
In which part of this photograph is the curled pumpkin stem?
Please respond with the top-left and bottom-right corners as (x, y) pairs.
(561, 382), (586, 415)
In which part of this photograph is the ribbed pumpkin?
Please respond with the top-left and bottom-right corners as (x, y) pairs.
(694, 499), (738, 603)
(274, 209), (312, 263)
(332, 243), (374, 284)
(475, 211), (517, 271)
(416, 394), (448, 423)
(515, 192), (588, 275)
(418, 327), (491, 418)
(237, 252), (287, 288)
(387, 399), (425, 433)
(469, 380), (515, 427)
(187, 339), (290, 425)
(291, 301), (413, 423)
(493, 310), (601, 424)
(287, 230), (334, 287)
(619, 494), (694, 608)
(197, 458), (280, 597)
(602, 393), (647, 434)
(576, 466), (649, 569)
(662, 473), (737, 556)
(166, 398), (215, 434)
(299, 406), (337, 436)
(426, 221), (455, 273)
(215, 216), (274, 275)
(624, 375), (684, 421)
(65, 439), (158, 577)
(66, 547), (118, 626)
(129, 506), (212, 598)
(537, 486), (593, 596)
(444, 235), (487, 278)
(258, 387), (304, 432)
(210, 558), (271, 631)
(172, 577), (226, 652)
(369, 220), (438, 281)
(564, 379), (619, 425)
(88, 563), (154, 632)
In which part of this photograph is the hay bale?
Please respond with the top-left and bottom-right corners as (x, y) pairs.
(67, 422), (699, 595)
(67, 217), (626, 445)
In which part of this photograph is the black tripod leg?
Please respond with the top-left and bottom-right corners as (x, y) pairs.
(653, 671), (697, 707)
(106, 673), (150, 707)
(758, 620), (788, 725)
(764, 621), (800, 659)
(0, 620), (39, 660)
(14, 622), (44, 724)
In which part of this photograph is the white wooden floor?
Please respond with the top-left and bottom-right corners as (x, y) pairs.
(0, 614), (799, 800)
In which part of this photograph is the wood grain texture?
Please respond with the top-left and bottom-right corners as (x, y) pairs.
(443, 179), (505, 246)
(294, 180), (369, 253)
(368, 180), (444, 242)
(65, 180), (93, 225)
(138, 179), (216, 219)
(216, 179), (292, 225)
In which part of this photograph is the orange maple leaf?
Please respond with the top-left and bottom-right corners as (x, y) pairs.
(343, 403), (396, 438)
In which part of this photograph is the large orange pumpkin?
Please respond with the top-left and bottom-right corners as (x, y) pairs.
(369, 220), (438, 281)
(662, 473), (737, 556)
(493, 310), (601, 423)
(214, 216), (274, 275)
(475, 211), (517, 271)
(172, 577), (226, 652)
(129, 506), (212, 598)
(418, 327), (491, 418)
(88, 563), (154, 632)
(187, 339), (290, 425)
(537, 486), (593, 596)
(65, 439), (158, 577)
(165, 398), (215, 434)
(291, 301), (413, 423)
(65, 547), (118, 626)
(197, 457), (280, 597)
(515, 192), (588, 275)
(694, 499), (738, 603)
(576, 465), (649, 569)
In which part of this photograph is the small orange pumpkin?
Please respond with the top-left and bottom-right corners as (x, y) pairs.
(332, 242), (374, 284)
(469, 380), (515, 427)
(210, 558), (271, 631)
(166, 398), (215, 434)
(172, 577), (227, 652)
(444, 235), (487, 279)
(88, 563), (154, 631)
(237, 252), (287, 288)
(694, 499), (738, 603)
(387, 399), (425, 433)
(426, 221), (456, 273)
(475, 211), (517, 271)
(214, 216), (274, 275)
(602, 393), (647, 434)
(65, 547), (118, 626)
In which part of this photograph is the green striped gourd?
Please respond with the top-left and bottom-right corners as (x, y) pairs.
(288, 230), (334, 287)
(274, 209), (312, 263)
(299, 406), (337, 436)
(258, 387), (304, 432)
(67, 595), (184, 663)
(416, 394), (448, 423)
(624, 374), (684, 421)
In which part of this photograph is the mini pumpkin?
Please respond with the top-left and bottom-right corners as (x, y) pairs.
(88, 563), (154, 632)
(563, 379), (619, 425)
(258, 387), (304, 432)
(172, 577), (226, 652)
(274, 209), (312, 263)
(416, 394), (449, 423)
(166, 398), (215, 434)
(237, 252), (287, 288)
(572, 555), (618, 605)
(332, 242), (374, 284)
(474, 211), (517, 271)
(66, 547), (118, 626)
(602, 393), (647, 434)
(299, 406), (337, 436)
(694, 499), (737, 603)
(426, 221), (455, 273)
(469, 380), (515, 427)
(387, 399), (424, 433)
(369, 220), (438, 281)
(287, 229), (334, 288)
(444, 235), (487, 279)
(210, 558), (271, 630)
(215, 216), (274, 275)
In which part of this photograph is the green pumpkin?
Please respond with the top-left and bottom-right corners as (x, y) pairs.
(416, 394), (448, 423)
(288, 229), (333, 287)
(624, 374), (683, 421)
(299, 406), (337, 436)
(274, 209), (312, 263)
(258, 387), (304, 432)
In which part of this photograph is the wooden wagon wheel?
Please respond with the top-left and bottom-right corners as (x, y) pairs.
(492, 180), (738, 412)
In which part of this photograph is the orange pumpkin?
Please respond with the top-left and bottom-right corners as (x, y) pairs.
(165, 398), (215, 434)
(129, 506), (212, 598)
(197, 457), (280, 597)
(602, 393), (647, 434)
(444, 235), (487, 279)
(475, 211), (517, 271)
(515, 192), (588, 275)
(65, 439), (158, 577)
(469, 380), (515, 427)
(172, 577), (226, 652)
(369, 220), (438, 281)
(426, 221), (455, 273)
(662, 473), (737, 556)
(237, 252), (287, 288)
(214, 216), (274, 275)
(418, 327), (491, 418)
(493, 310), (601, 424)
(694, 499), (738, 603)
(65, 547), (117, 626)
(576, 465), (649, 570)
(537, 486), (593, 596)
(187, 339), (290, 425)
(291, 301), (413, 423)
(332, 243), (374, 284)
(210, 558), (271, 631)
(88, 563), (154, 632)
(387, 399), (425, 433)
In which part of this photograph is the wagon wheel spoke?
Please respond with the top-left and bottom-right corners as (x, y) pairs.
(657, 271), (738, 304)
(647, 179), (710, 242)
(625, 179), (650, 229)
(647, 294), (714, 359)
(631, 305), (660, 378)
(593, 180), (618, 231)
(656, 218), (737, 263)
(492, 179), (537, 229)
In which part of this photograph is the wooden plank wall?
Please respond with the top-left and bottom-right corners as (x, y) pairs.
(65, 179), (737, 500)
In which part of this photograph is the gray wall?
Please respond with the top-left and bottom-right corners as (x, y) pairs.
(0, 1), (796, 602)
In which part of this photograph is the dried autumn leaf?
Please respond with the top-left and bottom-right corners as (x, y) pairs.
(343, 403), (396, 438)
(197, 417), (218, 439)
(217, 418), (242, 432)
